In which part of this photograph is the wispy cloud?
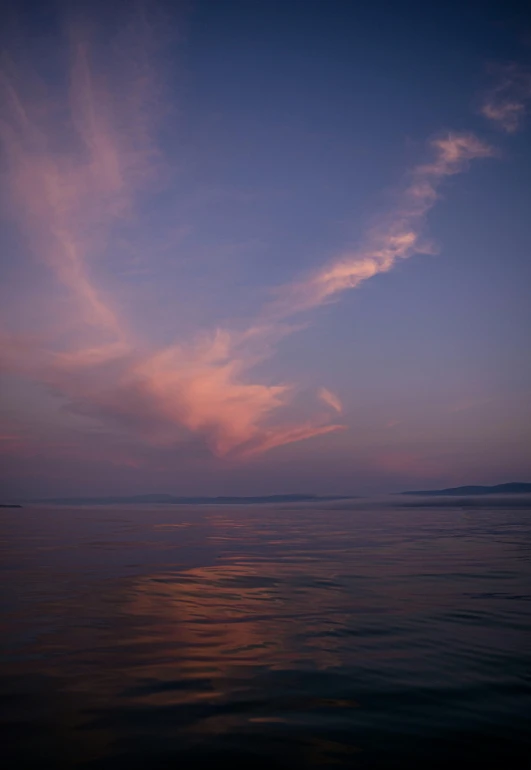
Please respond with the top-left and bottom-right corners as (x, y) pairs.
(0, 8), (345, 460)
(0, 8), (496, 464)
(448, 396), (493, 414)
(0, 4), (164, 339)
(480, 64), (531, 133)
(318, 388), (343, 414)
(35, 329), (345, 458)
(266, 134), (494, 318)
(374, 451), (444, 479)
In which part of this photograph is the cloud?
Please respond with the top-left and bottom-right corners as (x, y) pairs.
(35, 330), (344, 459)
(480, 64), (531, 133)
(0, 6), (162, 339)
(266, 133), (494, 318)
(0, 8), (345, 461)
(318, 387), (343, 413)
(0, 7), (495, 466)
(374, 451), (444, 479)
(448, 396), (493, 414)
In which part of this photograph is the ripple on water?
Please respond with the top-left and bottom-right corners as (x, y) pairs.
(0, 504), (530, 768)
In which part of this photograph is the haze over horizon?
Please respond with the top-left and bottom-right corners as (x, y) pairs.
(1, 0), (530, 499)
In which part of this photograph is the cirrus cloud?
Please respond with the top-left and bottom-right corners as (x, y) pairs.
(480, 64), (531, 133)
(0, 7), (496, 463)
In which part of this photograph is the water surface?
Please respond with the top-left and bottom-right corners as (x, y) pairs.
(1, 502), (530, 768)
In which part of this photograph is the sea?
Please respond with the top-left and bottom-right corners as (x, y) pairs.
(1, 498), (530, 769)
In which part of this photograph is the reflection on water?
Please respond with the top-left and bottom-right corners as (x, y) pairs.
(1, 503), (530, 768)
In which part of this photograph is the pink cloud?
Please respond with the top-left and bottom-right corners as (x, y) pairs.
(0, 12), (343, 461)
(480, 64), (531, 133)
(448, 397), (493, 414)
(375, 451), (444, 479)
(265, 133), (493, 318)
(0, 9), (496, 467)
(318, 387), (343, 414)
(39, 331), (343, 458)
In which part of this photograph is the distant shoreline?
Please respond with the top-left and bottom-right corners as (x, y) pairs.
(28, 494), (357, 507)
(5, 483), (530, 509)
(401, 482), (531, 496)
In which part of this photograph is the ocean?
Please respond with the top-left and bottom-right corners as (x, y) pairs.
(1, 500), (530, 768)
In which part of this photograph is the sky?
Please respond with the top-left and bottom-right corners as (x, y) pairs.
(1, 0), (530, 499)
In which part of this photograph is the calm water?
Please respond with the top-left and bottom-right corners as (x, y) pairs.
(1, 502), (530, 769)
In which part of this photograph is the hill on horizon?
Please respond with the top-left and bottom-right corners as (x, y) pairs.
(401, 482), (531, 496)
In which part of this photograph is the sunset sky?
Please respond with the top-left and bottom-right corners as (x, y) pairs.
(1, 0), (530, 498)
